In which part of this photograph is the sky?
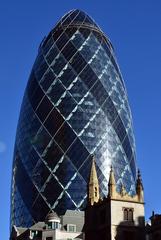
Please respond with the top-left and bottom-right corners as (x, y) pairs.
(1, 0), (161, 239)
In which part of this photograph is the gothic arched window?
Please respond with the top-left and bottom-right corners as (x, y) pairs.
(123, 208), (133, 221)
(124, 208), (128, 221)
(128, 209), (133, 221)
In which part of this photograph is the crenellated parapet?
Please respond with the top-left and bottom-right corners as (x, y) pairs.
(88, 159), (144, 205)
(107, 167), (144, 204)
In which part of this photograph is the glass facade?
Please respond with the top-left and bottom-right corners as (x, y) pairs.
(11, 9), (137, 227)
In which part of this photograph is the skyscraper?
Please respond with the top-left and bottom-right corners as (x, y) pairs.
(11, 9), (137, 228)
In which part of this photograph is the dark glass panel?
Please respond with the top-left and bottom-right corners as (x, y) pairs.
(29, 114), (41, 141)
(71, 31), (85, 49)
(46, 46), (59, 65)
(27, 71), (38, 99)
(69, 78), (88, 103)
(70, 52), (87, 74)
(62, 10), (80, 26)
(52, 28), (64, 42)
(79, 44), (93, 62)
(57, 92), (77, 118)
(32, 195), (49, 222)
(29, 84), (44, 111)
(55, 156), (76, 187)
(68, 106), (88, 134)
(33, 126), (51, 155)
(43, 176), (63, 206)
(56, 32), (69, 51)
(84, 16), (97, 28)
(43, 141), (63, 170)
(79, 28), (90, 38)
(61, 12), (72, 24)
(67, 174), (86, 205)
(101, 41), (111, 58)
(15, 154), (37, 211)
(66, 137), (89, 169)
(79, 64), (97, 89)
(92, 31), (103, 44)
(78, 155), (91, 182)
(73, 11), (86, 23)
(122, 135), (132, 161)
(90, 80), (107, 106)
(54, 121), (77, 152)
(61, 42), (77, 61)
(112, 116), (126, 142)
(36, 95), (53, 122)
(69, 9), (79, 21)
(59, 65), (76, 88)
(32, 160), (51, 190)
(35, 59), (48, 81)
(130, 156), (136, 179)
(51, 54), (67, 75)
(42, 34), (54, 55)
(40, 69), (56, 92)
(102, 97), (118, 123)
(62, 15), (73, 25)
(54, 192), (76, 215)
(44, 108), (64, 136)
(65, 27), (77, 38)
(47, 80), (65, 105)
(25, 147), (39, 173)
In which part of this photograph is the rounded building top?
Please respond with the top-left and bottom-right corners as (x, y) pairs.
(45, 212), (60, 222)
(58, 9), (99, 30)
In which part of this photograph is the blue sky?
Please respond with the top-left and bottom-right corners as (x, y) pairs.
(1, 1), (161, 239)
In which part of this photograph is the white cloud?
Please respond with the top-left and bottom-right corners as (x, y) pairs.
(0, 141), (6, 153)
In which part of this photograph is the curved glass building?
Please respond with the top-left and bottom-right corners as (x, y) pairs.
(11, 9), (137, 227)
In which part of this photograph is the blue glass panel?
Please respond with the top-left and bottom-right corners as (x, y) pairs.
(36, 95), (53, 122)
(62, 41), (77, 61)
(57, 92), (77, 118)
(66, 137), (89, 169)
(55, 156), (76, 187)
(44, 108), (64, 136)
(47, 80), (65, 105)
(67, 174), (87, 205)
(54, 121), (77, 152)
(33, 126), (51, 155)
(43, 176), (63, 206)
(43, 140), (64, 171)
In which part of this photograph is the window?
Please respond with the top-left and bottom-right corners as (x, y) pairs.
(128, 209), (133, 221)
(94, 187), (97, 197)
(67, 224), (76, 232)
(124, 209), (128, 221)
(47, 221), (59, 230)
(123, 208), (133, 221)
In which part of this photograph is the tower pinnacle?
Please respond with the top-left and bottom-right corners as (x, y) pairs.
(88, 156), (100, 205)
(108, 166), (117, 198)
(136, 169), (144, 203)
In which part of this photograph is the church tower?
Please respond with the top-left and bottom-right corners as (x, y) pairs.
(85, 160), (145, 240)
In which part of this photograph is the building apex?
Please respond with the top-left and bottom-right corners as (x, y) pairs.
(89, 156), (98, 185)
(108, 165), (116, 186)
(88, 155), (100, 205)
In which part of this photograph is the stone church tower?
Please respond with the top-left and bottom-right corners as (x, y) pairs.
(85, 159), (145, 240)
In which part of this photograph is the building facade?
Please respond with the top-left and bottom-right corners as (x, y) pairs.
(10, 210), (84, 240)
(85, 161), (145, 240)
(146, 212), (161, 240)
(11, 9), (137, 227)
